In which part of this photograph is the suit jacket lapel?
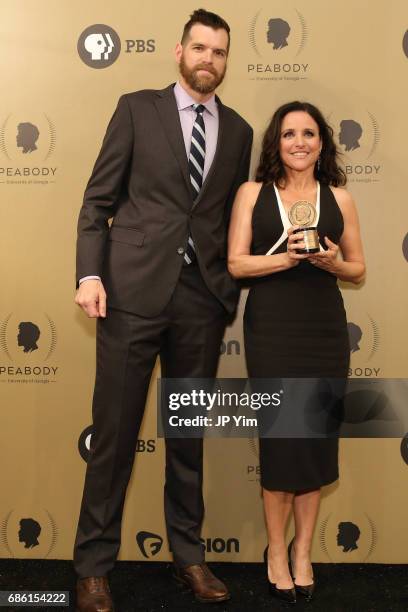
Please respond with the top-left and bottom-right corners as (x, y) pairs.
(192, 97), (225, 210)
(154, 84), (193, 201)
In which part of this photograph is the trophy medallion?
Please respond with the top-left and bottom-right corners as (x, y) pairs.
(289, 200), (319, 254)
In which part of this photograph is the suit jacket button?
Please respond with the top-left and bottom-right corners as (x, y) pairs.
(177, 247), (184, 255)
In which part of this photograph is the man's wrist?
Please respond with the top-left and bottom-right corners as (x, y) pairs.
(79, 276), (101, 284)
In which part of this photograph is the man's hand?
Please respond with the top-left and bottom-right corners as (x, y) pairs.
(75, 279), (107, 318)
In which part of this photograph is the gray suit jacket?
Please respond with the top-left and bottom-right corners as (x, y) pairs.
(76, 84), (253, 316)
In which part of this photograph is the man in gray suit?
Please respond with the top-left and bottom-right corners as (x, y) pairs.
(74, 9), (252, 611)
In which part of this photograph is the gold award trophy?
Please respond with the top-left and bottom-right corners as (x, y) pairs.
(288, 201), (319, 253)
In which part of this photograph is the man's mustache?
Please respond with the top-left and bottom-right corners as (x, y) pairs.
(193, 64), (218, 76)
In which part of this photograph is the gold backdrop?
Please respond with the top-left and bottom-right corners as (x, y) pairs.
(1, 0), (407, 564)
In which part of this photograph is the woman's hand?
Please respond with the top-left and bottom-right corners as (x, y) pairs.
(307, 236), (339, 273)
(286, 226), (310, 267)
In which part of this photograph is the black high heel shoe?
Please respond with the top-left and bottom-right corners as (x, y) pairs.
(288, 539), (315, 602)
(264, 546), (296, 605)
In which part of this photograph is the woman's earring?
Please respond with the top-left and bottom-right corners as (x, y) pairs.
(317, 156), (321, 171)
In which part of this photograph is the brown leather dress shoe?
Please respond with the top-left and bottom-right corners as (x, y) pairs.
(174, 563), (230, 603)
(76, 577), (114, 612)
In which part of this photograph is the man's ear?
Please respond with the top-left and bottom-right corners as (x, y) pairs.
(175, 42), (183, 64)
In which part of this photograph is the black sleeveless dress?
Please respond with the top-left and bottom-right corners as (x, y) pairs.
(244, 182), (349, 491)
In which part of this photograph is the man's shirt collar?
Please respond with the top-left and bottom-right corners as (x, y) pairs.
(174, 81), (217, 116)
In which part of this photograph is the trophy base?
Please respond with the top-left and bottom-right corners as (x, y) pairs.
(296, 247), (320, 254)
(294, 226), (319, 254)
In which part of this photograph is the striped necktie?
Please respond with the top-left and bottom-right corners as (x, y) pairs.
(184, 103), (206, 265)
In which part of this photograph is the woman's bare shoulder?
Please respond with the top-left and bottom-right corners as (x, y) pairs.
(329, 185), (354, 207)
(235, 181), (263, 206)
(329, 185), (358, 215)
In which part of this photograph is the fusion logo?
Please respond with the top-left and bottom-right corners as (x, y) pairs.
(319, 513), (377, 562)
(347, 314), (380, 377)
(400, 433), (408, 466)
(0, 313), (58, 384)
(0, 114), (57, 186)
(136, 531), (163, 558)
(1, 509), (58, 558)
(248, 7), (309, 81)
(331, 109), (381, 183)
(78, 426), (156, 462)
(402, 233), (408, 263)
(77, 24), (156, 69)
(220, 339), (241, 356)
(200, 537), (240, 554)
(403, 30), (408, 59)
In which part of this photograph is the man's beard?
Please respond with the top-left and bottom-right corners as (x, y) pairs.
(179, 54), (226, 94)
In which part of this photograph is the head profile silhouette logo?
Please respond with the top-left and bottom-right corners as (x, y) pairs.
(403, 31), (408, 59)
(337, 521), (360, 552)
(17, 322), (40, 353)
(267, 18), (291, 49)
(85, 33), (114, 60)
(78, 25), (121, 69)
(136, 531), (163, 558)
(18, 518), (41, 548)
(339, 120), (363, 152)
(16, 122), (40, 153)
(347, 322), (362, 353)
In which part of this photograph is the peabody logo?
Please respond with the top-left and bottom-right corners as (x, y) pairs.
(400, 433), (408, 466)
(136, 531), (163, 558)
(337, 522), (361, 552)
(0, 313), (58, 384)
(319, 513), (377, 562)
(347, 314), (380, 377)
(331, 109), (381, 183)
(248, 7), (309, 81)
(77, 24), (156, 69)
(0, 113), (57, 186)
(1, 509), (58, 558)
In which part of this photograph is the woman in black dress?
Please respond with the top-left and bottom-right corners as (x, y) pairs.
(228, 102), (365, 603)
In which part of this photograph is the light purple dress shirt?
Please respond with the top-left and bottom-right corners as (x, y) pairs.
(173, 81), (219, 181)
(80, 81), (219, 284)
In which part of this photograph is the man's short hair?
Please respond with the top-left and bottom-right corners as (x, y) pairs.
(181, 8), (230, 50)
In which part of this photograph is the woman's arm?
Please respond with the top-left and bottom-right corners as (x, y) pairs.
(307, 188), (365, 284)
(227, 182), (308, 279)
